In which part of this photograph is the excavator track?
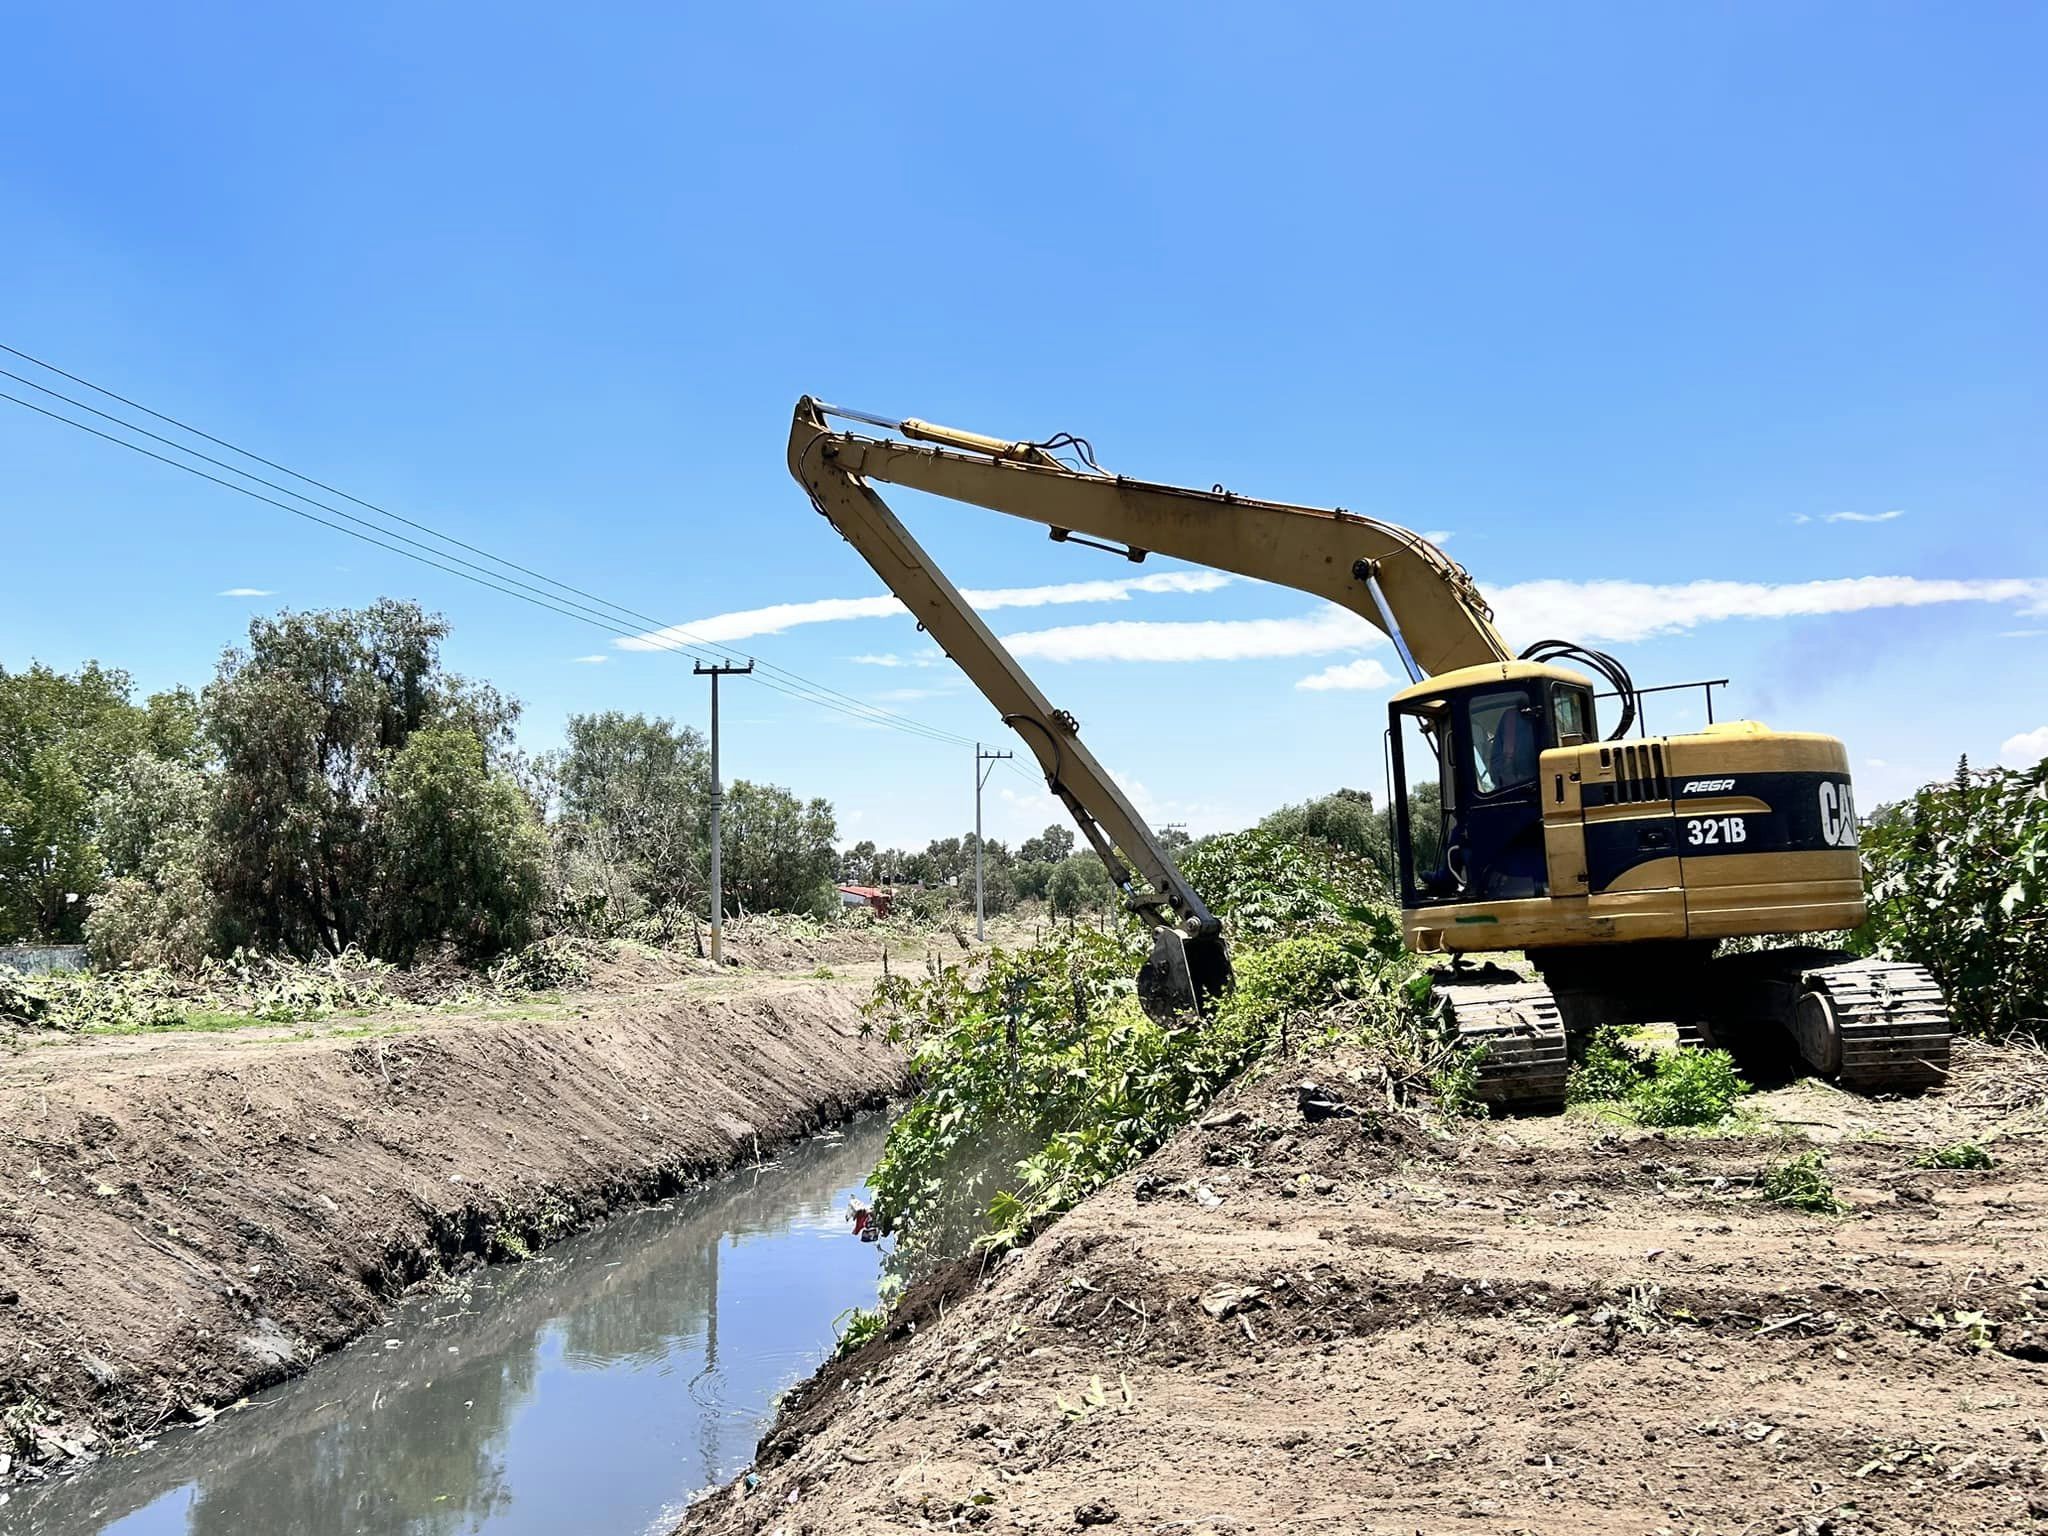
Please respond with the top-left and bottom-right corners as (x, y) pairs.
(1791, 958), (1952, 1094)
(1435, 980), (1569, 1110)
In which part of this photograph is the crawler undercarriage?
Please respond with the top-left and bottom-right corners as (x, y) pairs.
(1435, 943), (1953, 1110)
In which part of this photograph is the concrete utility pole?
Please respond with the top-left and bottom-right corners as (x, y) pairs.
(973, 742), (1013, 941)
(696, 660), (754, 965)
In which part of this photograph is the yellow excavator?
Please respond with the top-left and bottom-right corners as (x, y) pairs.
(787, 397), (1952, 1107)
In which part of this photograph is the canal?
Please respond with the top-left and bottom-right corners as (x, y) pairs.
(7, 1110), (892, 1536)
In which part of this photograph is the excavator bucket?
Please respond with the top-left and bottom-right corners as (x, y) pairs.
(1137, 928), (1234, 1023)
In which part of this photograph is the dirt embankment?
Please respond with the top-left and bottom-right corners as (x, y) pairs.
(688, 1044), (2048, 1536)
(0, 962), (906, 1478)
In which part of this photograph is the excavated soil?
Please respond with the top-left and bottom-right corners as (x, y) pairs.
(0, 965), (906, 1480)
(687, 1041), (2048, 1535)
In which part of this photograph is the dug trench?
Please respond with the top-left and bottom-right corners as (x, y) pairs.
(0, 955), (907, 1482)
(686, 1039), (2048, 1536)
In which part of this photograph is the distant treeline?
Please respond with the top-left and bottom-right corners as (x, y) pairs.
(0, 601), (837, 968)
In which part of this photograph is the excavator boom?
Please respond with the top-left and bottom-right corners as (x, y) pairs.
(794, 400), (1510, 680)
(788, 395), (1501, 1012)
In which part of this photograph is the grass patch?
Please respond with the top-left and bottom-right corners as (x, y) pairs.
(80, 1009), (277, 1036)
(1763, 1150), (1847, 1213)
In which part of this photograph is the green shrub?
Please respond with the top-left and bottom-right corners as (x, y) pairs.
(1567, 1029), (1749, 1126)
(1855, 759), (2046, 1034)
(1178, 828), (1389, 937)
(1634, 1048), (1749, 1127)
(1919, 1142), (1994, 1170)
(833, 1305), (887, 1359)
(490, 936), (593, 992)
(1568, 1027), (1648, 1104)
(1763, 1151), (1846, 1214)
(862, 912), (1432, 1269)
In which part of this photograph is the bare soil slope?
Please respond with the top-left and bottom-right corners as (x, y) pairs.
(689, 1044), (2048, 1536)
(0, 966), (905, 1476)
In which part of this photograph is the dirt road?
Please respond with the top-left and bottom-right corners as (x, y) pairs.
(0, 948), (907, 1479)
(688, 1040), (2048, 1535)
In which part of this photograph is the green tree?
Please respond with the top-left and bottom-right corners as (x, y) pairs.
(720, 781), (839, 916)
(1017, 824), (1075, 864)
(548, 711), (709, 924)
(373, 727), (547, 962)
(1011, 858), (1056, 902)
(1262, 788), (1392, 871)
(0, 662), (161, 941)
(206, 601), (518, 957)
(1047, 853), (1115, 918)
(85, 755), (217, 968)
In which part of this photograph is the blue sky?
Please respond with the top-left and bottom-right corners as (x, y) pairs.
(3, 3), (2042, 850)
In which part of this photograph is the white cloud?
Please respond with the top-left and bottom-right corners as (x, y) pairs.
(2000, 726), (2048, 768)
(1422, 530), (1454, 545)
(2002, 629), (2047, 639)
(217, 587), (274, 597)
(1004, 607), (1380, 664)
(985, 575), (2046, 669)
(1295, 658), (1398, 692)
(1490, 575), (2048, 646)
(570, 654), (609, 665)
(624, 594), (904, 648)
(617, 571), (1230, 651)
(848, 650), (946, 668)
(1793, 510), (1905, 526)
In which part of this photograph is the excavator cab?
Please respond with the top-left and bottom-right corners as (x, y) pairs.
(1390, 663), (1597, 910)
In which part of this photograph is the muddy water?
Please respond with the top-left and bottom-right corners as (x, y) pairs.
(9, 1111), (892, 1536)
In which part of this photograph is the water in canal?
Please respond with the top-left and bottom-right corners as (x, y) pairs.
(8, 1110), (893, 1536)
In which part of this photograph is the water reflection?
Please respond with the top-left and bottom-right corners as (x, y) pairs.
(12, 1111), (890, 1536)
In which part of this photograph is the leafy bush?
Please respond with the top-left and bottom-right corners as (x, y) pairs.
(1634, 1048), (1749, 1127)
(1763, 1151), (1846, 1214)
(1567, 1028), (1750, 1127)
(1568, 1027), (1648, 1104)
(863, 901), (1439, 1270)
(832, 1305), (887, 1359)
(1178, 827), (1389, 937)
(1919, 1142), (1994, 1170)
(1856, 760), (2046, 1034)
(490, 936), (595, 992)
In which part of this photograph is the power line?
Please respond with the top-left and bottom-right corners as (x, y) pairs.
(0, 342), (973, 744)
(0, 386), (975, 746)
(0, 348), (983, 747)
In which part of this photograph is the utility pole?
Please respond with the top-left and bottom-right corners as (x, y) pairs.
(973, 742), (1013, 941)
(695, 660), (753, 965)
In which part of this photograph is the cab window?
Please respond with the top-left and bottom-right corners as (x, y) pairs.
(1467, 689), (1538, 797)
(1551, 685), (1594, 748)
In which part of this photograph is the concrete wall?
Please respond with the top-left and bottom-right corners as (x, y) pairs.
(0, 944), (87, 976)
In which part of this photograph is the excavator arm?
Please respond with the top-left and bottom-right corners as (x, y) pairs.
(786, 395), (1509, 1011)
